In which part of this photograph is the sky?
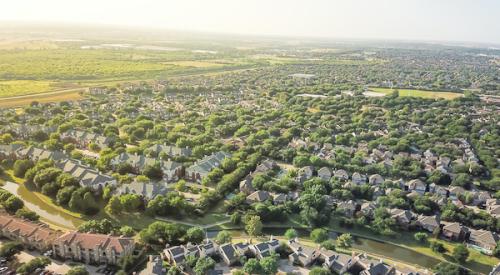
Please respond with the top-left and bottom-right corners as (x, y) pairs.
(1, 0), (499, 44)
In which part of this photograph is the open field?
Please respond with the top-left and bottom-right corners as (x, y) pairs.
(0, 88), (84, 108)
(370, 87), (463, 100)
(0, 80), (55, 97)
(165, 60), (225, 67)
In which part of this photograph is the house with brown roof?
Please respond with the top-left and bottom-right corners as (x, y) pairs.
(288, 239), (320, 266)
(467, 229), (499, 255)
(0, 212), (60, 251)
(246, 190), (271, 204)
(441, 222), (469, 241)
(52, 231), (135, 265)
(416, 215), (440, 233)
(389, 209), (415, 228)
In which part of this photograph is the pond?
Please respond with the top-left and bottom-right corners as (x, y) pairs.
(1, 181), (83, 229)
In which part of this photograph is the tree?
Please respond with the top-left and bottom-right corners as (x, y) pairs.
(119, 194), (142, 212)
(242, 258), (262, 274)
(3, 196), (24, 214)
(260, 254), (279, 275)
(66, 266), (90, 275)
(285, 228), (298, 240)
(139, 221), (186, 245)
(143, 164), (163, 180)
(434, 262), (469, 275)
(193, 257), (216, 275)
(16, 257), (51, 275)
(493, 241), (500, 257)
(15, 209), (39, 221)
(215, 230), (232, 244)
(78, 219), (114, 234)
(452, 244), (469, 263)
(118, 254), (136, 272)
(414, 232), (428, 243)
(310, 228), (329, 243)
(106, 196), (123, 215)
(245, 215), (263, 236)
(186, 226), (205, 244)
(56, 186), (76, 205)
(430, 241), (446, 253)
(0, 241), (23, 259)
(336, 233), (352, 248)
(120, 226), (135, 237)
(309, 267), (332, 275)
(321, 240), (336, 251)
(13, 159), (33, 177)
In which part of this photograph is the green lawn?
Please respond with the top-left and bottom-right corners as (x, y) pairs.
(370, 87), (463, 100)
(0, 80), (57, 97)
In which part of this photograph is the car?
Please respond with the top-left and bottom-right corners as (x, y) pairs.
(0, 267), (9, 272)
(43, 251), (53, 257)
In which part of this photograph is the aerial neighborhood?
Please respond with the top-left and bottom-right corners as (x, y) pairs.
(0, 24), (499, 275)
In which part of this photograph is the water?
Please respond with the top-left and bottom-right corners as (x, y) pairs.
(1, 181), (83, 229)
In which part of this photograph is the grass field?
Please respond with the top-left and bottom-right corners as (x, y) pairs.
(370, 87), (463, 100)
(0, 89), (84, 108)
(0, 80), (57, 97)
(165, 60), (225, 68)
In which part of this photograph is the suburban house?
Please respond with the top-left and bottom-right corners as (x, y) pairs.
(405, 179), (427, 195)
(441, 222), (469, 241)
(368, 174), (384, 185)
(163, 240), (217, 266)
(239, 176), (255, 195)
(246, 190), (271, 204)
(324, 251), (356, 274)
(389, 209), (415, 228)
(61, 130), (112, 149)
(486, 199), (500, 218)
(318, 167), (332, 181)
(467, 229), (499, 255)
(16, 146), (66, 162)
(0, 212), (60, 251)
(146, 144), (192, 158)
(0, 144), (23, 161)
(218, 243), (238, 265)
(358, 260), (396, 275)
(140, 255), (166, 275)
(115, 180), (168, 200)
(449, 186), (466, 201)
(416, 215), (440, 233)
(185, 152), (231, 182)
(52, 231), (135, 265)
(337, 200), (358, 217)
(111, 153), (182, 182)
(288, 239), (320, 266)
(251, 237), (280, 259)
(297, 166), (314, 183)
(271, 193), (288, 205)
(359, 202), (377, 218)
(352, 172), (367, 185)
(254, 159), (278, 174)
(334, 169), (349, 181)
(57, 159), (117, 190)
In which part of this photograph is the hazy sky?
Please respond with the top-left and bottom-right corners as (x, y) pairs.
(2, 0), (499, 44)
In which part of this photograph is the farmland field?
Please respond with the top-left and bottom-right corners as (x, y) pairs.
(0, 43), (257, 97)
(370, 87), (463, 100)
(0, 80), (56, 97)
